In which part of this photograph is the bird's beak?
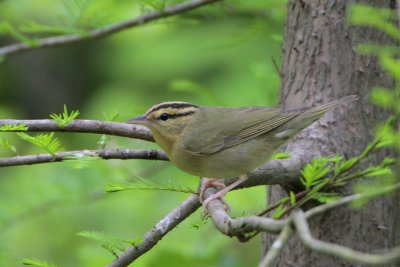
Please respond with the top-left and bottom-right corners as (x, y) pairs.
(127, 114), (151, 126)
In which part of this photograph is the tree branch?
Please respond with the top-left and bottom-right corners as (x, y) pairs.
(205, 183), (400, 265)
(107, 194), (201, 267)
(0, 148), (168, 167)
(258, 222), (293, 267)
(293, 210), (400, 265)
(0, 119), (154, 141)
(206, 183), (400, 239)
(0, 0), (222, 57)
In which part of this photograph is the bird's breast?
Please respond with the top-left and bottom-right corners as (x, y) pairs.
(169, 138), (274, 178)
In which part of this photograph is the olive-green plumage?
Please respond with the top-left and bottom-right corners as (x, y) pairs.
(128, 95), (358, 179)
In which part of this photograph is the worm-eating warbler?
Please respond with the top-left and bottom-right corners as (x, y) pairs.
(127, 95), (358, 206)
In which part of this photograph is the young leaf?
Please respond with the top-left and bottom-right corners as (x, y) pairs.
(364, 166), (392, 177)
(370, 87), (394, 108)
(50, 104), (80, 128)
(289, 191), (296, 206)
(76, 230), (142, 256)
(0, 22), (32, 43)
(17, 132), (63, 155)
(102, 111), (120, 122)
(22, 258), (58, 267)
(0, 124), (28, 131)
(271, 152), (290, 160)
(300, 157), (339, 189)
(311, 192), (341, 204)
(349, 4), (399, 41)
(0, 137), (17, 154)
(338, 157), (359, 173)
(105, 182), (195, 194)
(20, 21), (83, 35)
(63, 154), (100, 170)
(271, 204), (286, 219)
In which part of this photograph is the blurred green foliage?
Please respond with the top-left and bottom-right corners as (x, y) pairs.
(349, 4), (400, 204)
(0, 0), (287, 266)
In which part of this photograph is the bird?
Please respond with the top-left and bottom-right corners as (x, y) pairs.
(127, 95), (358, 209)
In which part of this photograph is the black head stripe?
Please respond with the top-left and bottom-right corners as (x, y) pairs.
(147, 102), (199, 115)
(167, 110), (196, 119)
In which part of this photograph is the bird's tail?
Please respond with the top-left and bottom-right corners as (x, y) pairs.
(308, 95), (359, 116)
(283, 95), (359, 132)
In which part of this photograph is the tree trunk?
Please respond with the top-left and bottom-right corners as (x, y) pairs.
(262, 0), (400, 266)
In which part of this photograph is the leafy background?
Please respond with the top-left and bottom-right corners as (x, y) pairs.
(0, 0), (287, 266)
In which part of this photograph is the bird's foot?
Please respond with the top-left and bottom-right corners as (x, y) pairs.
(199, 178), (231, 212)
(200, 176), (248, 213)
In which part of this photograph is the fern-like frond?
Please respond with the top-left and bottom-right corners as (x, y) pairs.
(20, 21), (85, 35)
(0, 137), (17, 154)
(76, 230), (143, 256)
(50, 104), (80, 128)
(22, 258), (58, 267)
(63, 154), (100, 170)
(17, 132), (64, 156)
(0, 124), (28, 131)
(0, 22), (39, 46)
(105, 182), (196, 194)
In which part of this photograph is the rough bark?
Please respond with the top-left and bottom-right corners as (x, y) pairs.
(262, 0), (400, 266)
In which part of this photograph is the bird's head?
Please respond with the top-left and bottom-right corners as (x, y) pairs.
(127, 101), (199, 152)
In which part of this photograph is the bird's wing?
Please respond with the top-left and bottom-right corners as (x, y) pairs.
(182, 107), (299, 155)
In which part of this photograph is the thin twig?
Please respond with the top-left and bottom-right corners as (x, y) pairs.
(258, 222), (293, 267)
(0, 148), (168, 167)
(293, 210), (400, 265)
(0, 0), (222, 57)
(271, 56), (282, 78)
(0, 119), (154, 141)
(107, 194), (201, 267)
(305, 183), (400, 219)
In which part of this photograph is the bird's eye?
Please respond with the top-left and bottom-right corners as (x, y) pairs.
(159, 113), (170, 121)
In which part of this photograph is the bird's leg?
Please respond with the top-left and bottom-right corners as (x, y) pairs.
(199, 178), (226, 201)
(201, 174), (248, 211)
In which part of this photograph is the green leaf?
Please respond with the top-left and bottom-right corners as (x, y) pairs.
(0, 22), (31, 43)
(63, 154), (100, 170)
(356, 44), (400, 57)
(271, 152), (290, 160)
(300, 157), (340, 189)
(76, 230), (142, 256)
(191, 219), (206, 229)
(338, 157), (358, 173)
(17, 132), (63, 155)
(311, 192), (341, 204)
(105, 182), (195, 194)
(380, 54), (400, 80)
(50, 104), (80, 128)
(0, 137), (17, 154)
(375, 121), (396, 148)
(364, 166), (392, 177)
(271, 204), (285, 219)
(370, 88), (394, 108)
(349, 4), (399, 41)
(0, 124), (28, 131)
(19, 21), (83, 35)
(289, 191), (296, 206)
(383, 157), (396, 166)
(22, 258), (58, 267)
(102, 111), (120, 122)
(140, 0), (166, 11)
